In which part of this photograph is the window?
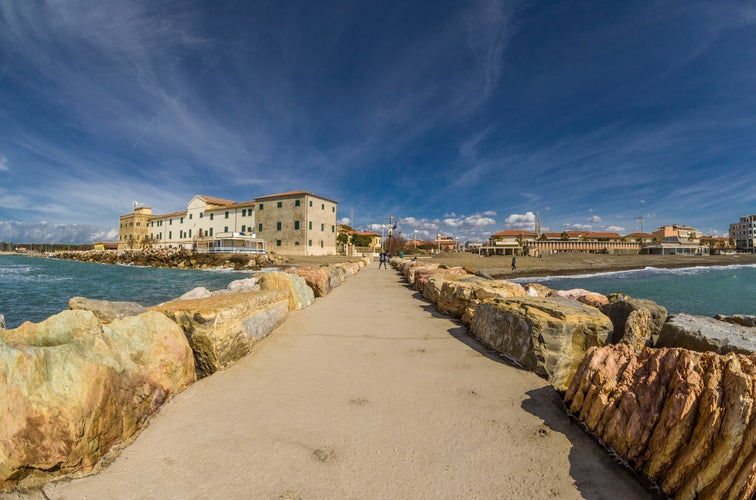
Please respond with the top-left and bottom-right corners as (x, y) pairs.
(332, 225), (335, 232)
(169, 219), (173, 225)
(277, 201), (283, 208)
(321, 241), (324, 248)
(189, 214), (192, 219)
(188, 229), (192, 237)
(309, 200), (313, 207)
(210, 213), (214, 220)
(259, 203), (264, 210)
(277, 222), (282, 231)
(276, 240), (282, 247)
(242, 209), (246, 217)
(308, 240), (312, 246)
(321, 203), (324, 210)
(332, 207), (335, 213)
(294, 221), (300, 230)
(241, 225), (246, 232)
(321, 223), (324, 231)
(224, 226), (228, 232)
(180, 217), (184, 223)
(209, 228), (213, 236)
(169, 231), (172, 239)
(258, 223), (263, 231)
(295, 200), (301, 207)
(225, 211), (229, 219)
(200, 213), (203, 218)
(308, 221), (312, 230)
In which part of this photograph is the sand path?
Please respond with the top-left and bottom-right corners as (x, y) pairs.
(44, 266), (649, 499)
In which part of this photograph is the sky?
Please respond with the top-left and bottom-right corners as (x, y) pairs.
(1, 0), (755, 244)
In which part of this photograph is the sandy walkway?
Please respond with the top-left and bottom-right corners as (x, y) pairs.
(44, 266), (649, 499)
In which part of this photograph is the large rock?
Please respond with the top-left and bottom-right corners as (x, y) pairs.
(226, 277), (259, 293)
(0, 310), (195, 490)
(257, 271), (315, 311)
(434, 277), (527, 325)
(565, 344), (755, 500)
(68, 296), (147, 323)
(716, 314), (756, 328)
(523, 283), (553, 298)
(421, 270), (470, 305)
(656, 313), (756, 355)
(554, 288), (608, 308)
(470, 297), (613, 391)
(600, 294), (668, 345)
(287, 267), (330, 297)
(154, 290), (289, 378)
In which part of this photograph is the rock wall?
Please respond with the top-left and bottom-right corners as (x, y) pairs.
(565, 344), (755, 500)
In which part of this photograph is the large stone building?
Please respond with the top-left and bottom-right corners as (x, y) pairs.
(729, 215), (756, 253)
(118, 191), (338, 256)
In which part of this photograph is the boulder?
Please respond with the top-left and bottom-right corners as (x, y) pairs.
(412, 265), (451, 293)
(523, 283), (553, 298)
(620, 308), (655, 352)
(421, 270), (469, 304)
(257, 271), (315, 311)
(554, 288), (608, 308)
(435, 277), (527, 325)
(564, 344), (755, 500)
(323, 266), (346, 289)
(154, 290), (289, 378)
(600, 294), (668, 344)
(287, 267), (330, 297)
(226, 277), (259, 293)
(177, 287), (212, 301)
(656, 313), (756, 355)
(470, 297), (613, 391)
(716, 314), (756, 328)
(68, 296), (147, 324)
(0, 310), (195, 490)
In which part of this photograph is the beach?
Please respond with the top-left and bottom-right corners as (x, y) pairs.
(289, 251), (756, 279)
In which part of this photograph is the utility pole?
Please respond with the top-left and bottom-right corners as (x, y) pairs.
(634, 216), (645, 234)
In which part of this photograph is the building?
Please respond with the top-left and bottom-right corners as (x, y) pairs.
(118, 205), (153, 249)
(642, 224), (709, 255)
(729, 215), (756, 253)
(482, 230), (640, 255)
(118, 190), (338, 256)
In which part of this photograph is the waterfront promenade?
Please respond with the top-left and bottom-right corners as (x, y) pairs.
(44, 266), (649, 499)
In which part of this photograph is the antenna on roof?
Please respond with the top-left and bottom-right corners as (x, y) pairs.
(133, 201), (139, 210)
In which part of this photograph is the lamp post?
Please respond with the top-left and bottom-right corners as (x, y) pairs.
(413, 230), (417, 253)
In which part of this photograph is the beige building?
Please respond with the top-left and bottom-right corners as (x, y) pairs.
(118, 205), (153, 249)
(729, 215), (755, 253)
(254, 191), (338, 256)
(118, 191), (338, 256)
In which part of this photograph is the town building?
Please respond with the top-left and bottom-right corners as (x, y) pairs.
(118, 191), (338, 256)
(118, 205), (153, 248)
(482, 230), (640, 255)
(641, 224), (709, 255)
(729, 215), (756, 253)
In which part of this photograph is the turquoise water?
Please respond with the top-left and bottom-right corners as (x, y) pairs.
(0, 255), (251, 328)
(515, 264), (756, 317)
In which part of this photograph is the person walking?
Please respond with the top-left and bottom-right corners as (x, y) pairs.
(379, 252), (387, 269)
(511, 256), (517, 271)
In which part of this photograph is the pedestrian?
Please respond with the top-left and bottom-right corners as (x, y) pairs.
(379, 252), (387, 269)
(511, 256), (517, 271)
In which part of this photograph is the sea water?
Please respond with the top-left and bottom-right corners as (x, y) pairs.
(515, 264), (756, 317)
(0, 254), (251, 328)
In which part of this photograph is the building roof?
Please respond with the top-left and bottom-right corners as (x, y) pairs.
(491, 230), (537, 237)
(150, 210), (186, 219)
(624, 232), (653, 239)
(197, 195), (236, 206)
(254, 190), (338, 204)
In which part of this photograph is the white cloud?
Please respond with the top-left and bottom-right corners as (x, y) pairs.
(0, 221), (117, 244)
(564, 223), (592, 230)
(587, 215), (602, 223)
(504, 211), (536, 230)
(0, 156), (8, 171)
(338, 217), (352, 225)
(605, 225), (626, 233)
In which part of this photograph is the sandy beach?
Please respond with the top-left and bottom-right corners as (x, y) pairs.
(289, 251), (756, 279)
(41, 264), (650, 499)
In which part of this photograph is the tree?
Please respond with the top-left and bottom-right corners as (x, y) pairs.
(560, 231), (569, 241)
(352, 234), (374, 247)
(383, 234), (406, 254)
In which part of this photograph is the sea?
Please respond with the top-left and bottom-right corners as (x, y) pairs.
(0, 254), (250, 329)
(0, 255), (754, 329)
(513, 264), (756, 317)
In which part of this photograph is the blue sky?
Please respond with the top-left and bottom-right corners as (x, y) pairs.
(1, 0), (755, 244)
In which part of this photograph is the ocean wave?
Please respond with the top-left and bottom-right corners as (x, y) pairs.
(512, 263), (756, 283)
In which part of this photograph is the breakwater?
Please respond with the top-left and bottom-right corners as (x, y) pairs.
(392, 256), (755, 499)
(50, 248), (288, 270)
(0, 258), (370, 491)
